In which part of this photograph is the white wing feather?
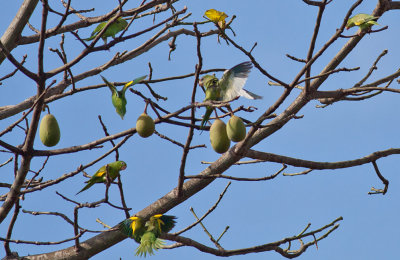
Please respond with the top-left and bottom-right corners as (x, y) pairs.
(219, 62), (253, 101)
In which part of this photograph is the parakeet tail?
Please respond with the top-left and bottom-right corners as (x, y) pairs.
(200, 106), (213, 131)
(76, 181), (94, 195)
(241, 89), (262, 100)
(135, 237), (164, 257)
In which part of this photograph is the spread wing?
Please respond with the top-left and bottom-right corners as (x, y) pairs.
(219, 61), (253, 101)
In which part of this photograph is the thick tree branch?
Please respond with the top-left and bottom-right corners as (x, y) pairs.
(0, 0), (39, 64)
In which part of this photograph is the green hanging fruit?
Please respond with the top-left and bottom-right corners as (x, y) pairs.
(136, 113), (155, 138)
(226, 115), (246, 142)
(39, 114), (61, 147)
(209, 119), (230, 154)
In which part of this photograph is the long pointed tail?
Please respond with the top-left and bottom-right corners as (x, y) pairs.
(200, 106), (213, 130)
(76, 181), (93, 195)
(241, 89), (262, 100)
(135, 234), (164, 257)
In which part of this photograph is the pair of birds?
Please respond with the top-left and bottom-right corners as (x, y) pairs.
(119, 214), (177, 257)
(101, 61), (261, 127)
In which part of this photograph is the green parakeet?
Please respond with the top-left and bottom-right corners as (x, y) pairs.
(346, 13), (379, 31)
(76, 160), (127, 195)
(135, 214), (177, 257)
(84, 17), (128, 44)
(119, 216), (146, 243)
(199, 61), (262, 129)
(101, 75), (147, 119)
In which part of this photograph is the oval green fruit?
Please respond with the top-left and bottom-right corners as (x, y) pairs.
(226, 115), (246, 142)
(39, 114), (60, 147)
(209, 119), (230, 154)
(136, 113), (155, 138)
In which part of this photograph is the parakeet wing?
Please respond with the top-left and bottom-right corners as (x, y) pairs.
(219, 61), (253, 101)
(347, 13), (379, 28)
(119, 218), (134, 237)
(106, 17), (128, 38)
(122, 75), (147, 94)
(84, 22), (107, 41)
(353, 14), (378, 25)
(91, 161), (124, 180)
(119, 217), (145, 243)
(159, 215), (177, 233)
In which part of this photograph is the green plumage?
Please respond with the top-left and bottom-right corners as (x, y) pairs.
(346, 13), (379, 31)
(84, 17), (128, 44)
(101, 75), (147, 119)
(119, 216), (146, 243)
(76, 160), (127, 194)
(200, 75), (221, 129)
(135, 231), (164, 257)
(199, 62), (261, 129)
(120, 214), (177, 257)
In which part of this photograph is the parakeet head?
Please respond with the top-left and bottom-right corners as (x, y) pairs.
(345, 21), (354, 30)
(199, 74), (218, 88)
(116, 160), (127, 170)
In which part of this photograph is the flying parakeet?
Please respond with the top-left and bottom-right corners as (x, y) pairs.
(84, 17), (128, 44)
(346, 13), (379, 32)
(119, 216), (146, 243)
(199, 61), (262, 129)
(135, 214), (177, 257)
(76, 160), (127, 195)
(101, 75), (147, 119)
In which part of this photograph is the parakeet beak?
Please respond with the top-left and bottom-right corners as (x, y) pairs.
(121, 165), (127, 170)
(198, 78), (204, 87)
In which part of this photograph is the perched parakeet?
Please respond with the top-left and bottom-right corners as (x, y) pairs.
(346, 13), (379, 31)
(76, 160), (127, 194)
(119, 216), (146, 243)
(135, 214), (177, 257)
(101, 75), (147, 119)
(84, 17), (128, 44)
(199, 61), (262, 129)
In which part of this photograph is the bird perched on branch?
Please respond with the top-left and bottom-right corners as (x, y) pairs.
(84, 16), (128, 44)
(76, 161), (127, 194)
(199, 61), (262, 129)
(346, 13), (379, 33)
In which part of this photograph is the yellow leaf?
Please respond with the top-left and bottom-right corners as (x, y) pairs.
(205, 9), (228, 23)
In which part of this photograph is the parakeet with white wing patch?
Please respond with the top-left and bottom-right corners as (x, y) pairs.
(199, 61), (261, 129)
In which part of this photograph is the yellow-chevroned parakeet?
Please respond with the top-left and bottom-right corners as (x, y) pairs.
(84, 17), (128, 44)
(76, 160), (127, 195)
(101, 75), (147, 119)
(346, 13), (379, 32)
(198, 61), (262, 129)
(119, 216), (146, 243)
(135, 214), (177, 257)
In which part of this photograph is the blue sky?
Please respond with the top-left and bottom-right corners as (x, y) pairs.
(1, 1), (400, 259)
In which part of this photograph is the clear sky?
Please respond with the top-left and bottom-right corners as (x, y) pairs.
(1, 1), (400, 259)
